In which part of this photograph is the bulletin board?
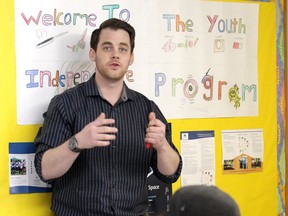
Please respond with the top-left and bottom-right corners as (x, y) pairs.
(0, 1), (281, 216)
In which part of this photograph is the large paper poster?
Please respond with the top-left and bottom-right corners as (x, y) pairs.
(15, 0), (259, 125)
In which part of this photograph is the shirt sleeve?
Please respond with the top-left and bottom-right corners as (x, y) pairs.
(34, 95), (73, 182)
(149, 101), (183, 184)
(34, 127), (50, 182)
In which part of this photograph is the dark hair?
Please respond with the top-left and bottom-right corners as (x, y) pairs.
(167, 186), (241, 216)
(90, 18), (135, 53)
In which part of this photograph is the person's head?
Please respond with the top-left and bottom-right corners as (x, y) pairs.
(89, 18), (135, 82)
(90, 18), (135, 53)
(167, 185), (241, 216)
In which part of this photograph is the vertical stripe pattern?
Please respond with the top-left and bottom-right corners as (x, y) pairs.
(34, 73), (182, 216)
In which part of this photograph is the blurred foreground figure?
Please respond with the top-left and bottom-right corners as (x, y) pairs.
(167, 185), (240, 216)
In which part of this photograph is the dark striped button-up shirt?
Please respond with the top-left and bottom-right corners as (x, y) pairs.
(34, 73), (182, 216)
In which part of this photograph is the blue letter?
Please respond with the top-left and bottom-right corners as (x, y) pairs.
(25, 69), (39, 88)
(155, 73), (166, 97)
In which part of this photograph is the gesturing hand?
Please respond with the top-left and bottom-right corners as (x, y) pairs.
(75, 113), (118, 149)
(145, 112), (167, 150)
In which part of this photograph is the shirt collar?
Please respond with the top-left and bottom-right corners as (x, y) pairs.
(84, 73), (133, 102)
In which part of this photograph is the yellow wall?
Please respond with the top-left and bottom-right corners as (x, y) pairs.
(0, 1), (277, 216)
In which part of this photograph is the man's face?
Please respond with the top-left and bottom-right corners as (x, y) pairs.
(89, 28), (134, 82)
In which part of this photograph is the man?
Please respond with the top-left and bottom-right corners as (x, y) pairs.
(34, 18), (182, 216)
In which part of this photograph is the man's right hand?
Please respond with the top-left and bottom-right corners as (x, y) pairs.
(75, 112), (118, 149)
